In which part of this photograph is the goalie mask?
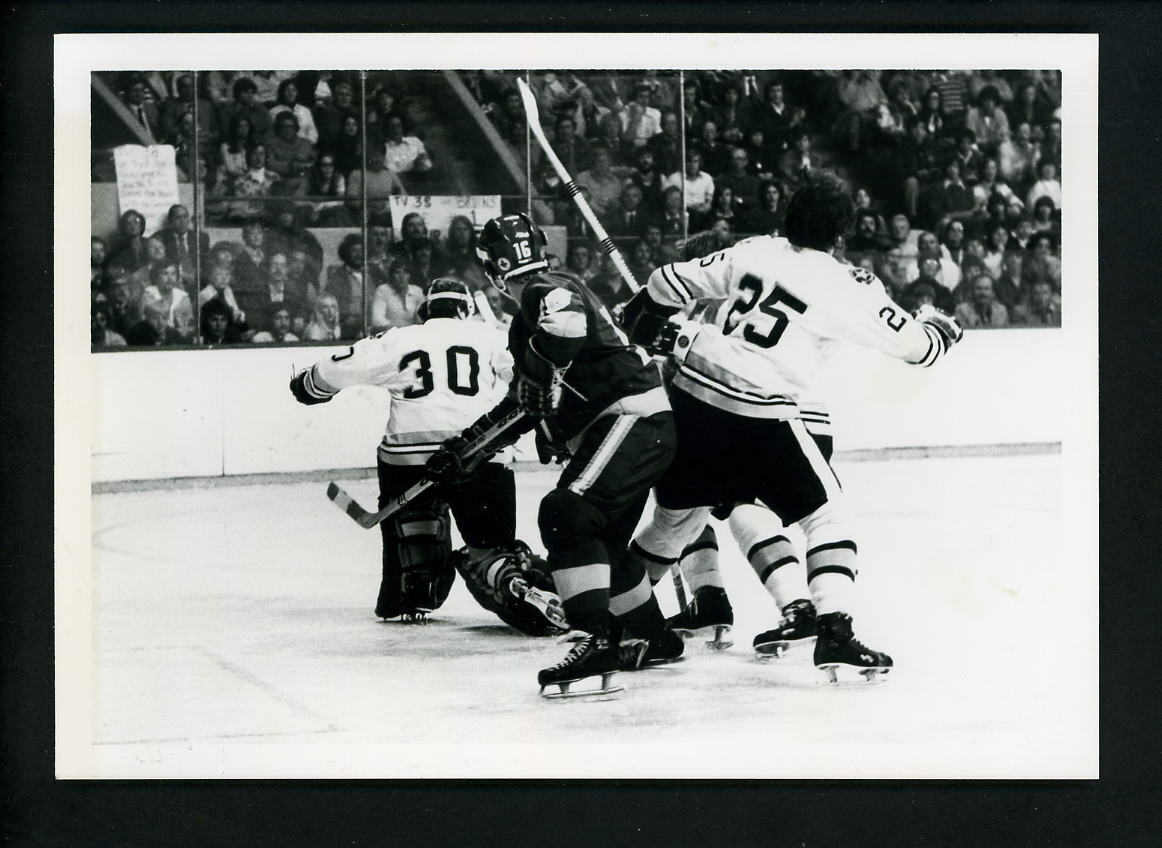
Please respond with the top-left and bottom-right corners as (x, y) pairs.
(422, 277), (474, 321)
(475, 213), (548, 294)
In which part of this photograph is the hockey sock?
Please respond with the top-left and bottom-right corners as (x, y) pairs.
(549, 538), (612, 636)
(633, 504), (712, 582)
(628, 539), (678, 585)
(728, 503), (809, 610)
(610, 568), (666, 638)
(797, 503), (857, 616)
(678, 525), (723, 594)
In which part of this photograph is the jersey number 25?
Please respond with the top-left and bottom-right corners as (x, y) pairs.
(724, 273), (807, 349)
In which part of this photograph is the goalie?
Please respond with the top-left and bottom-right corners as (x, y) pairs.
(290, 278), (566, 635)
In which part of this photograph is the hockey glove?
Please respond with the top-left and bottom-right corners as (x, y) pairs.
(648, 318), (701, 362)
(289, 367), (335, 405)
(517, 373), (565, 418)
(534, 423), (570, 465)
(621, 289), (681, 348)
(425, 437), (472, 485)
(915, 304), (964, 352)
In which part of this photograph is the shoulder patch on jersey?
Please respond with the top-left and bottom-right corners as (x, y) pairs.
(540, 287), (573, 314)
(847, 266), (878, 286)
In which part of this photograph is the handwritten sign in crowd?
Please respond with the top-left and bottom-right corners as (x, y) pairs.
(113, 145), (180, 233)
(388, 195), (502, 238)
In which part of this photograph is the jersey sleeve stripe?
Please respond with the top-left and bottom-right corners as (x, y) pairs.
(906, 325), (939, 367)
(660, 264), (694, 303)
(304, 365), (339, 399)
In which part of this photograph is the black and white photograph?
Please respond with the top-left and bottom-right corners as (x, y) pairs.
(54, 31), (1098, 781)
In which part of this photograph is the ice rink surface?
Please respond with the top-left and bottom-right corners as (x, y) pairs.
(82, 451), (1096, 779)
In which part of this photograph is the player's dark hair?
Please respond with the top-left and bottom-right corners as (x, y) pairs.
(783, 171), (856, 252)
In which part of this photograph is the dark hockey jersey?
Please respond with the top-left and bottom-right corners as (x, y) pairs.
(510, 270), (663, 440)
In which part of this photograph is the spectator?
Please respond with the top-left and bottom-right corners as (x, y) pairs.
(1011, 278), (1061, 327)
(307, 153), (350, 226)
(787, 129), (818, 175)
(565, 240), (598, 284)
(107, 209), (149, 276)
(942, 218), (969, 268)
(435, 215), (488, 291)
(646, 110), (683, 176)
(664, 148), (715, 219)
(268, 78), (319, 145)
(288, 248), (321, 306)
(900, 254), (955, 314)
(346, 144), (406, 227)
(739, 179), (785, 238)
(160, 73), (219, 147)
(659, 185), (687, 239)
(369, 259), (425, 332)
(381, 114), (433, 177)
(878, 81), (917, 144)
(303, 291), (344, 341)
(389, 213), (441, 280)
(240, 251), (309, 333)
(964, 86), (1010, 153)
(1040, 118), (1063, 168)
(366, 86), (399, 137)
(929, 71), (970, 130)
(640, 222), (677, 265)
(268, 204), (323, 272)
(694, 119), (730, 177)
(265, 112), (316, 195)
(1009, 216), (1036, 252)
(313, 80), (358, 152)
(1026, 160), (1062, 211)
(853, 186), (889, 236)
(973, 157), (1022, 213)
(695, 184), (738, 233)
(126, 300), (183, 347)
(715, 147), (760, 214)
(924, 158), (975, 230)
(199, 261), (248, 329)
(955, 273), (1009, 328)
(626, 146), (666, 215)
(982, 224), (1011, 278)
(917, 87), (945, 138)
(104, 280), (139, 339)
(227, 142), (281, 221)
(218, 76), (272, 141)
(882, 213), (921, 294)
(1031, 196), (1060, 241)
(1024, 233), (1061, 291)
(998, 123), (1040, 187)
(490, 87), (529, 151)
(481, 286), (513, 329)
(590, 252), (637, 311)
(845, 210), (888, 261)
(91, 236), (111, 295)
(575, 143), (625, 223)
(540, 114), (592, 187)
(219, 112), (255, 180)
(230, 218), (273, 287)
(607, 183), (655, 239)
(892, 117), (940, 220)
(968, 70), (1014, 105)
(91, 302), (128, 347)
(119, 234), (171, 303)
(953, 129), (986, 186)
(329, 114), (364, 178)
(752, 80), (795, 151)
(619, 82), (663, 149)
(142, 260), (194, 340)
(249, 71), (294, 108)
(199, 297), (244, 345)
(992, 250), (1027, 310)
(250, 306), (301, 343)
(152, 204), (210, 290)
(323, 233), (374, 337)
(681, 77), (713, 137)
(912, 230), (961, 292)
(1007, 81), (1054, 134)
(836, 70), (887, 153)
(122, 74), (162, 143)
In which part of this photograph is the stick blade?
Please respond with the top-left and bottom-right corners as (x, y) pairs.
(326, 481), (379, 528)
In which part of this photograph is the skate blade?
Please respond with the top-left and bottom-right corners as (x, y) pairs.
(539, 672), (624, 700)
(673, 624), (734, 651)
(754, 636), (815, 662)
(817, 662), (892, 685)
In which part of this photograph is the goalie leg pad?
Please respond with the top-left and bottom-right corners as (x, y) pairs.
(377, 504), (454, 618)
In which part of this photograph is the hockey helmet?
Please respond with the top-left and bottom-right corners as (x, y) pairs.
(422, 277), (475, 320)
(475, 213), (548, 293)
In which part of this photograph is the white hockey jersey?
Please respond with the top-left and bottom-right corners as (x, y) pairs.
(648, 236), (947, 420)
(310, 317), (514, 465)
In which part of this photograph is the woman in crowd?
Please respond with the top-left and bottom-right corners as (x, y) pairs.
(1031, 196), (1060, 239)
(306, 152), (349, 226)
(303, 291), (344, 341)
(381, 114), (433, 177)
(917, 87), (945, 139)
(265, 112), (316, 196)
(322, 232), (373, 338)
(998, 122), (1040, 187)
(91, 302), (128, 348)
(964, 86), (1010, 154)
(250, 306), (301, 343)
(695, 184), (737, 233)
(228, 142), (281, 221)
(107, 209), (149, 276)
(982, 223), (1011, 278)
(199, 297), (244, 345)
(328, 114), (363, 178)
(268, 78), (319, 145)
(219, 113), (254, 180)
(199, 261), (248, 331)
(740, 178), (785, 237)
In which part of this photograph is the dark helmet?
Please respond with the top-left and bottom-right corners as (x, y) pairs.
(422, 277), (474, 321)
(475, 213), (548, 292)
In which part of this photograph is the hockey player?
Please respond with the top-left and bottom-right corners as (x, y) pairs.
(289, 278), (565, 635)
(624, 172), (963, 682)
(426, 213), (681, 697)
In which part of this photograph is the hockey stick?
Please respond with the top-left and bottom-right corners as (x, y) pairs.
(326, 406), (531, 529)
(516, 77), (640, 294)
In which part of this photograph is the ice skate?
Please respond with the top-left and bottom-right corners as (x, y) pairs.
(753, 599), (817, 660)
(667, 585), (734, 649)
(538, 633), (624, 699)
(619, 628), (686, 671)
(813, 611), (892, 683)
(509, 577), (570, 634)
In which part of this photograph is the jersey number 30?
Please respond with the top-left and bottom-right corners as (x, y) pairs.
(399, 346), (480, 398)
(724, 274), (807, 349)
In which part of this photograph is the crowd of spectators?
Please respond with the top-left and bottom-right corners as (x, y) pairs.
(92, 68), (1064, 349)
